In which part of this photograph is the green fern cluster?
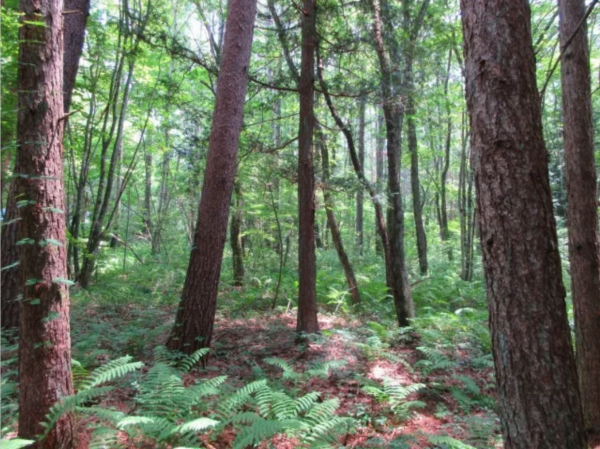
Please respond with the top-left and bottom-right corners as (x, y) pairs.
(221, 380), (353, 448)
(264, 357), (347, 382)
(359, 376), (426, 420)
(415, 346), (457, 374)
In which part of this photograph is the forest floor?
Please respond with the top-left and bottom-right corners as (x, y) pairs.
(65, 297), (502, 449)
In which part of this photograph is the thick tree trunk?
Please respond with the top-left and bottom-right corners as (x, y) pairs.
(16, 0), (75, 445)
(559, 0), (600, 436)
(166, 0), (257, 353)
(296, 0), (319, 334)
(230, 179), (245, 287)
(460, 0), (586, 447)
(371, 0), (414, 326)
(356, 97), (366, 255)
(318, 132), (361, 306)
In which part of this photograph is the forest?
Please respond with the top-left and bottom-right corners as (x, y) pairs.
(1, 0), (600, 446)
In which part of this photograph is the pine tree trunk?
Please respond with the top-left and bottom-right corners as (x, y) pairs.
(559, 0), (600, 436)
(166, 0), (257, 353)
(16, 0), (75, 444)
(63, 0), (90, 113)
(296, 0), (319, 334)
(231, 179), (245, 287)
(460, 0), (586, 446)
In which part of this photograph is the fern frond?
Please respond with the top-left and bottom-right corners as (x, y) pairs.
(173, 417), (219, 434)
(0, 439), (36, 449)
(264, 357), (299, 380)
(80, 356), (143, 390)
(177, 348), (210, 373)
(271, 391), (296, 420)
(295, 391), (321, 414)
(117, 416), (156, 429)
(427, 434), (477, 449)
(306, 360), (347, 379)
(218, 379), (268, 416)
(305, 398), (340, 425)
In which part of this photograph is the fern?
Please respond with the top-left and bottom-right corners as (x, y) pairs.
(427, 434), (477, 449)
(361, 377), (426, 419)
(0, 439), (36, 449)
(415, 346), (457, 374)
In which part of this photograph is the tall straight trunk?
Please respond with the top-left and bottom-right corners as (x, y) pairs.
(296, 0), (319, 334)
(559, 0), (600, 436)
(356, 97), (366, 255)
(439, 50), (452, 245)
(166, 0), (257, 353)
(460, 0), (586, 447)
(152, 147), (171, 254)
(16, 0), (75, 444)
(406, 72), (428, 275)
(318, 132), (361, 306)
(375, 112), (385, 256)
(458, 110), (475, 281)
(3, 0), (89, 333)
(230, 179), (245, 287)
(371, 0), (414, 326)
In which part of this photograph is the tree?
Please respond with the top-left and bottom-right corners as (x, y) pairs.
(166, 0), (258, 353)
(296, 0), (319, 334)
(16, 0), (75, 444)
(559, 0), (600, 436)
(460, 0), (586, 446)
(1, 0), (90, 333)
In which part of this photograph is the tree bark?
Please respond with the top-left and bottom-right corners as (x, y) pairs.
(16, 0), (75, 444)
(166, 0), (257, 353)
(370, 0), (414, 326)
(296, 0), (319, 334)
(230, 179), (245, 287)
(356, 97), (366, 256)
(460, 0), (586, 446)
(559, 0), (600, 437)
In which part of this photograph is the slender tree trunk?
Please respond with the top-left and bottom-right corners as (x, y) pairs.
(439, 50), (452, 250)
(143, 149), (153, 235)
(559, 0), (600, 436)
(356, 97), (366, 255)
(407, 73), (428, 275)
(318, 132), (361, 306)
(166, 0), (257, 353)
(16, 0), (75, 444)
(458, 109), (475, 281)
(63, 0), (90, 113)
(296, 0), (319, 334)
(460, 0), (586, 446)
(371, 0), (414, 326)
(375, 112), (385, 256)
(230, 179), (245, 287)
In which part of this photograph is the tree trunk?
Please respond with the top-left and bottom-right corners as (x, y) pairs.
(296, 0), (319, 335)
(143, 149), (153, 235)
(16, 0), (75, 444)
(318, 132), (361, 306)
(559, 0), (600, 436)
(371, 0), (414, 326)
(63, 0), (90, 113)
(406, 70), (428, 275)
(460, 0), (586, 446)
(439, 49), (452, 250)
(458, 109), (475, 281)
(356, 97), (366, 255)
(166, 0), (257, 353)
(230, 179), (245, 287)
(375, 112), (385, 256)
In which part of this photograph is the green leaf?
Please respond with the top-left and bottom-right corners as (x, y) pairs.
(16, 238), (35, 246)
(42, 207), (64, 214)
(0, 439), (36, 449)
(25, 278), (43, 286)
(1, 261), (19, 271)
(30, 299), (41, 305)
(39, 238), (63, 247)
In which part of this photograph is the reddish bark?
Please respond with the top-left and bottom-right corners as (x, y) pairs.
(559, 0), (600, 436)
(296, 0), (319, 334)
(16, 0), (75, 445)
(166, 0), (257, 353)
(461, 0), (586, 446)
